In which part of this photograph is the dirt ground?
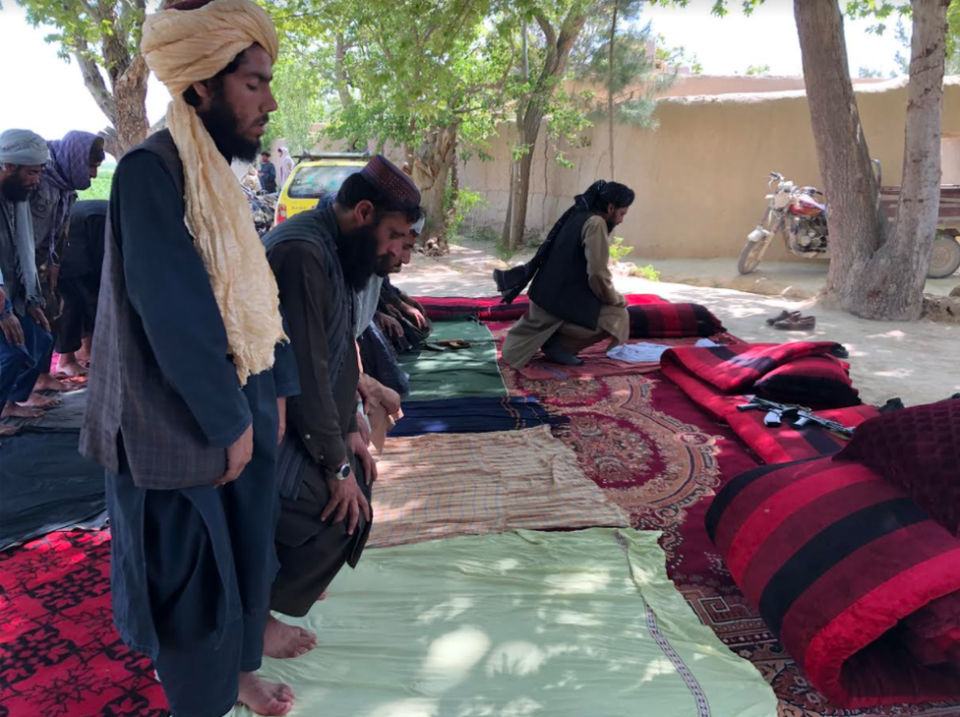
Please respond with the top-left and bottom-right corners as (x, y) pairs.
(394, 241), (960, 408)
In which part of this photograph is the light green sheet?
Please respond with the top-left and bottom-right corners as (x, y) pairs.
(399, 320), (507, 402)
(231, 530), (775, 717)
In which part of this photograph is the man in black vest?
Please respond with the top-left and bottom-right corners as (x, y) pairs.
(501, 181), (635, 368)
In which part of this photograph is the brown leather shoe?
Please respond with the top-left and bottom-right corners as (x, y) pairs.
(773, 315), (816, 331)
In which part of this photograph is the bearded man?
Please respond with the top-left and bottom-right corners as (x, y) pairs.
(498, 180), (636, 368)
(79, 1), (302, 715)
(262, 155), (420, 638)
(0, 129), (54, 436)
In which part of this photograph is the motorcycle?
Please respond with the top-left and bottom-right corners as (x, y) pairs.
(242, 185), (277, 237)
(738, 171), (829, 275)
(739, 167), (960, 278)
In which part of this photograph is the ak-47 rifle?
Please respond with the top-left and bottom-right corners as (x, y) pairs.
(736, 396), (856, 439)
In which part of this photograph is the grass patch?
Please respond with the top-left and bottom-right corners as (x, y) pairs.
(78, 169), (113, 201)
(629, 263), (661, 282)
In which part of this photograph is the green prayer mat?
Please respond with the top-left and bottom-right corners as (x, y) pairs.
(230, 530), (776, 717)
(400, 320), (507, 402)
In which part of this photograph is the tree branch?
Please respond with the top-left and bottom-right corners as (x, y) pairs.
(534, 10), (558, 49)
(74, 40), (117, 124)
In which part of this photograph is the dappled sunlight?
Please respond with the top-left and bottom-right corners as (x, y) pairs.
(542, 569), (613, 595)
(636, 656), (679, 687)
(363, 698), (438, 717)
(417, 597), (474, 625)
(484, 641), (578, 678)
(418, 626), (492, 692)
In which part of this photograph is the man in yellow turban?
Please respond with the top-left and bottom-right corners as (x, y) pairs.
(80, 0), (305, 714)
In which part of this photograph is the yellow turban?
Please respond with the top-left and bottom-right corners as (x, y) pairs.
(141, 0), (285, 386)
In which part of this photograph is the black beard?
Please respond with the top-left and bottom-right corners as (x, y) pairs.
(1, 174), (31, 202)
(337, 224), (380, 290)
(606, 218), (616, 233)
(197, 95), (261, 163)
(375, 253), (394, 277)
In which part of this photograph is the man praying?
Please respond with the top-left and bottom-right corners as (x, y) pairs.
(80, 1), (302, 714)
(499, 180), (636, 368)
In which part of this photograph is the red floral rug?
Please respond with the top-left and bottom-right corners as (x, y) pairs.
(499, 357), (960, 717)
(0, 530), (168, 717)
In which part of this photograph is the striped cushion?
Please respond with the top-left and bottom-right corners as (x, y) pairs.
(706, 457), (960, 707)
(754, 355), (860, 409)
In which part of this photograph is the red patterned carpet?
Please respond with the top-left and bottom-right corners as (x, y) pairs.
(499, 353), (960, 717)
(0, 531), (168, 717)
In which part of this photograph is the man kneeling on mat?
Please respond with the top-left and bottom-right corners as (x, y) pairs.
(498, 180), (636, 368)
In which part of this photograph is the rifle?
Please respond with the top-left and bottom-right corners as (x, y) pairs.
(736, 396), (856, 439)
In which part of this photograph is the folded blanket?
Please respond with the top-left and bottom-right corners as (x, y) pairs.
(389, 396), (569, 437)
(706, 456), (960, 707)
(414, 294), (666, 322)
(662, 341), (843, 394)
(628, 302), (725, 339)
(661, 361), (878, 464)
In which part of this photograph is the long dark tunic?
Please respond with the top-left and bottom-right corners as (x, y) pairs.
(94, 147), (299, 717)
(267, 236), (371, 617)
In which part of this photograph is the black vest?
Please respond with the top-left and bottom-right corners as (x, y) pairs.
(528, 211), (602, 330)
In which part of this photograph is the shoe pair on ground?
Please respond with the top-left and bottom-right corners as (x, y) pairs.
(766, 310), (816, 331)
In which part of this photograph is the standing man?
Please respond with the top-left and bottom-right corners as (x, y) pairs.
(32, 130), (106, 381)
(499, 180), (635, 368)
(262, 155), (420, 639)
(259, 150), (277, 193)
(277, 146), (294, 191)
(80, 1), (305, 715)
(0, 130), (54, 436)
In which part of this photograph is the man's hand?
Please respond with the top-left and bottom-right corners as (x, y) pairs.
(321, 462), (371, 535)
(356, 408), (371, 445)
(377, 312), (403, 340)
(0, 312), (24, 347)
(47, 265), (60, 295)
(276, 397), (287, 446)
(215, 424), (253, 487)
(348, 431), (378, 485)
(27, 306), (51, 333)
(400, 303), (427, 330)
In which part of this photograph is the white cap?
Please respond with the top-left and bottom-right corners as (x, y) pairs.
(411, 215), (426, 235)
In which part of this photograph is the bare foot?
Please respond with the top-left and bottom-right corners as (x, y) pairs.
(2, 403), (43, 419)
(19, 393), (61, 409)
(0, 424), (20, 437)
(263, 614), (317, 659)
(34, 374), (71, 392)
(237, 672), (295, 716)
(317, 591), (328, 602)
(57, 359), (88, 378)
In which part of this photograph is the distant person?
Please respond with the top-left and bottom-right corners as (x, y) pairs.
(498, 180), (635, 368)
(31, 130), (105, 383)
(242, 165), (261, 191)
(0, 129), (55, 436)
(259, 150), (277, 192)
(277, 146), (294, 190)
(56, 200), (107, 376)
(80, 0), (302, 714)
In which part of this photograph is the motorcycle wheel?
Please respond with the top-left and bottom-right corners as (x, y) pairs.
(927, 234), (960, 279)
(738, 237), (769, 275)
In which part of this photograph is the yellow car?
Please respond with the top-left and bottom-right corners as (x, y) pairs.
(275, 152), (367, 225)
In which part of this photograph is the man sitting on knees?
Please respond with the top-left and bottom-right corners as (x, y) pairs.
(499, 181), (635, 368)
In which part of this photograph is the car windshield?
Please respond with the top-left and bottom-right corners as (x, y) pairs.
(287, 164), (362, 199)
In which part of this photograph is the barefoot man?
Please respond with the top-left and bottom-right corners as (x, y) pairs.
(80, 1), (303, 714)
(0, 129), (55, 436)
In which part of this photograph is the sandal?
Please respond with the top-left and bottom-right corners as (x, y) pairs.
(766, 310), (801, 326)
(773, 315), (816, 331)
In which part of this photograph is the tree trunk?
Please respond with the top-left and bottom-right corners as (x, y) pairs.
(501, 10), (588, 253)
(111, 54), (150, 155)
(608, 3), (618, 180)
(794, 0), (949, 320)
(853, 0), (949, 319)
(411, 124), (458, 245)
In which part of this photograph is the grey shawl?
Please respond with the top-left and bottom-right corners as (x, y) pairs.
(0, 198), (43, 309)
(262, 205), (355, 499)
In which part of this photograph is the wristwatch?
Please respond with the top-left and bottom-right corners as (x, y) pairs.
(331, 460), (351, 481)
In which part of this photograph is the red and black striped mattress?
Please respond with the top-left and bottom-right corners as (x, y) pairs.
(706, 456), (960, 707)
